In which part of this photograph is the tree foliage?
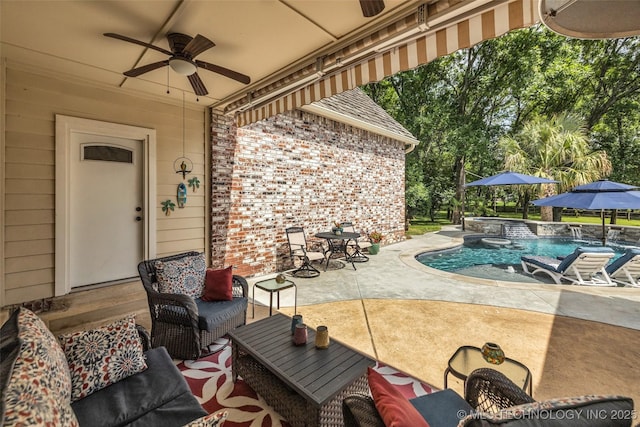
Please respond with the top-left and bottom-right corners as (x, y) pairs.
(363, 26), (640, 223)
(499, 112), (612, 221)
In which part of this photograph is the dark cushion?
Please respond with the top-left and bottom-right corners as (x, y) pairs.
(0, 309), (20, 416)
(71, 347), (206, 427)
(410, 389), (473, 427)
(195, 297), (248, 331)
(556, 247), (614, 273)
(606, 248), (640, 274)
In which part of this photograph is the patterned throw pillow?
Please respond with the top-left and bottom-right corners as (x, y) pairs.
(2, 307), (79, 427)
(155, 253), (206, 298)
(58, 315), (147, 401)
(182, 410), (228, 427)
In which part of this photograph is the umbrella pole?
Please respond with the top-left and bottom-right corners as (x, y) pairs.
(601, 209), (606, 246)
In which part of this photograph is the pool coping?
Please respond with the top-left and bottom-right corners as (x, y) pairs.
(399, 231), (640, 297)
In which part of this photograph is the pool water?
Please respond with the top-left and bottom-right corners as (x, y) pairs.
(416, 237), (635, 274)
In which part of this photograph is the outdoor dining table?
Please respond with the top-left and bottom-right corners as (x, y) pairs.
(314, 231), (360, 271)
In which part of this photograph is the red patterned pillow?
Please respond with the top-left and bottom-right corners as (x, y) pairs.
(368, 367), (430, 427)
(2, 308), (79, 427)
(202, 266), (233, 301)
(183, 410), (228, 426)
(59, 315), (147, 401)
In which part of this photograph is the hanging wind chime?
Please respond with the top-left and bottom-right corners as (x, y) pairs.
(171, 92), (193, 211)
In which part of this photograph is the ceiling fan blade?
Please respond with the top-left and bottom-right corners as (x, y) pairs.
(188, 73), (209, 96)
(359, 0), (385, 17)
(104, 33), (172, 56)
(183, 34), (215, 59)
(123, 60), (169, 77)
(196, 60), (251, 84)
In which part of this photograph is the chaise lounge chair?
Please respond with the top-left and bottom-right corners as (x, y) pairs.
(605, 248), (640, 287)
(521, 246), (615, 286)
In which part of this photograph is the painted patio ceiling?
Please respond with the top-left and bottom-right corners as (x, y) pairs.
(1, 0), (539, 125)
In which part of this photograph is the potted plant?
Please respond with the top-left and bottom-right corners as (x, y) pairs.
(331, 221), (343, 235)
(368, 231), (383, 255)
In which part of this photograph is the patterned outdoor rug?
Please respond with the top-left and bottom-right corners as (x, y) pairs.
(177, 337), (437, 427)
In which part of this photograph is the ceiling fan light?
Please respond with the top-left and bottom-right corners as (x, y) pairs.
(169, 58), (197, 76)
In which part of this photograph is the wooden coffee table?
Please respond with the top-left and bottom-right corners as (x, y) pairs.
(228, 313), (375, 427)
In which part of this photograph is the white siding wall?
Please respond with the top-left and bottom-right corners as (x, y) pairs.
(2, 65), (209, 305)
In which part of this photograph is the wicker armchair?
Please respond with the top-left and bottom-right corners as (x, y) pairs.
(464, 368), (534, 413)
(343, 368), (533, 427)
(137, 251), (248, 360)
(345, 368), (635, 427)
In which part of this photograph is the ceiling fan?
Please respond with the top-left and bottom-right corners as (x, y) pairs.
(359, 0), (385, 17)
(104, 32), (251, 96)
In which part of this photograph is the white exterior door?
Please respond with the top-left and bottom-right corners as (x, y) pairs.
(69, 133), (143, 288)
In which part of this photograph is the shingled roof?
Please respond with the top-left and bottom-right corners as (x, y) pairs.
(300, 88), (419, 152)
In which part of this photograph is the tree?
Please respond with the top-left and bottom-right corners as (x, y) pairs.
(499, 112), (612, 221)
(364, 27), (640, 225)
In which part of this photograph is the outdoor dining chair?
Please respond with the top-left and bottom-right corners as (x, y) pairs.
(286, 226), (326, 278)
(342, 221), (372, 262)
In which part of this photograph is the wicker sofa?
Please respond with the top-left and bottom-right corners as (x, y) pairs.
(343, 368), (635, 427)
(138, 251), (248, 360)
(0, 307), (225, 426)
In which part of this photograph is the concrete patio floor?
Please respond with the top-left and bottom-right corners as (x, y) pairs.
(248, 226), (640, 405)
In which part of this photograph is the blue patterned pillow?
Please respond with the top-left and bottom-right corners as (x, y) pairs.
(155, 253), (206, 298)
(58, 315), (147, 401)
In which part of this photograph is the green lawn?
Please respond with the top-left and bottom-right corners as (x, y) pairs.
(405, 217), (450, 236)
(406, 212), (640, 236)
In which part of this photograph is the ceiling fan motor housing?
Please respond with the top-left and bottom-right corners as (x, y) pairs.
(169, 57), (197, 76)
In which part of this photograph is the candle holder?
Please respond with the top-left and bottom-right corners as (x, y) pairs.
(293, 323), (308, 345)
(291, 315), (303, 335)
(291, 314), (304, 335)
(315, 325), (330, 349)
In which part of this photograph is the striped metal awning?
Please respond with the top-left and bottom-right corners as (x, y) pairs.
(231, 0), (539, 127)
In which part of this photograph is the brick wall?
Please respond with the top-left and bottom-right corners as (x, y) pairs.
(211, 109), (406, 278)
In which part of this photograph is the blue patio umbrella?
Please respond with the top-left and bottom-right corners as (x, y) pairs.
(462, 171), (558, 230)
(465, 171), (558, 187)
(532, 180), (640, 244)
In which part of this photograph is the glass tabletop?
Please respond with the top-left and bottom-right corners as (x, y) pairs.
(254, 278), (295, 291)
(448, 346), (531, 390)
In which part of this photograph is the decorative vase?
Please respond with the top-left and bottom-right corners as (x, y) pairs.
(275, 273), (286, 284)
(315, 325), (330, 349)
(291, 315), (303, 335)
(481, 342), (505, 365)
(332, 227), (343, 235)
(369, 243), (380, 255)
(293, 323), (308, 345)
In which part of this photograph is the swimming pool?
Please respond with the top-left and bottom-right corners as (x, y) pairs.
(416, 237), (637, 282)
